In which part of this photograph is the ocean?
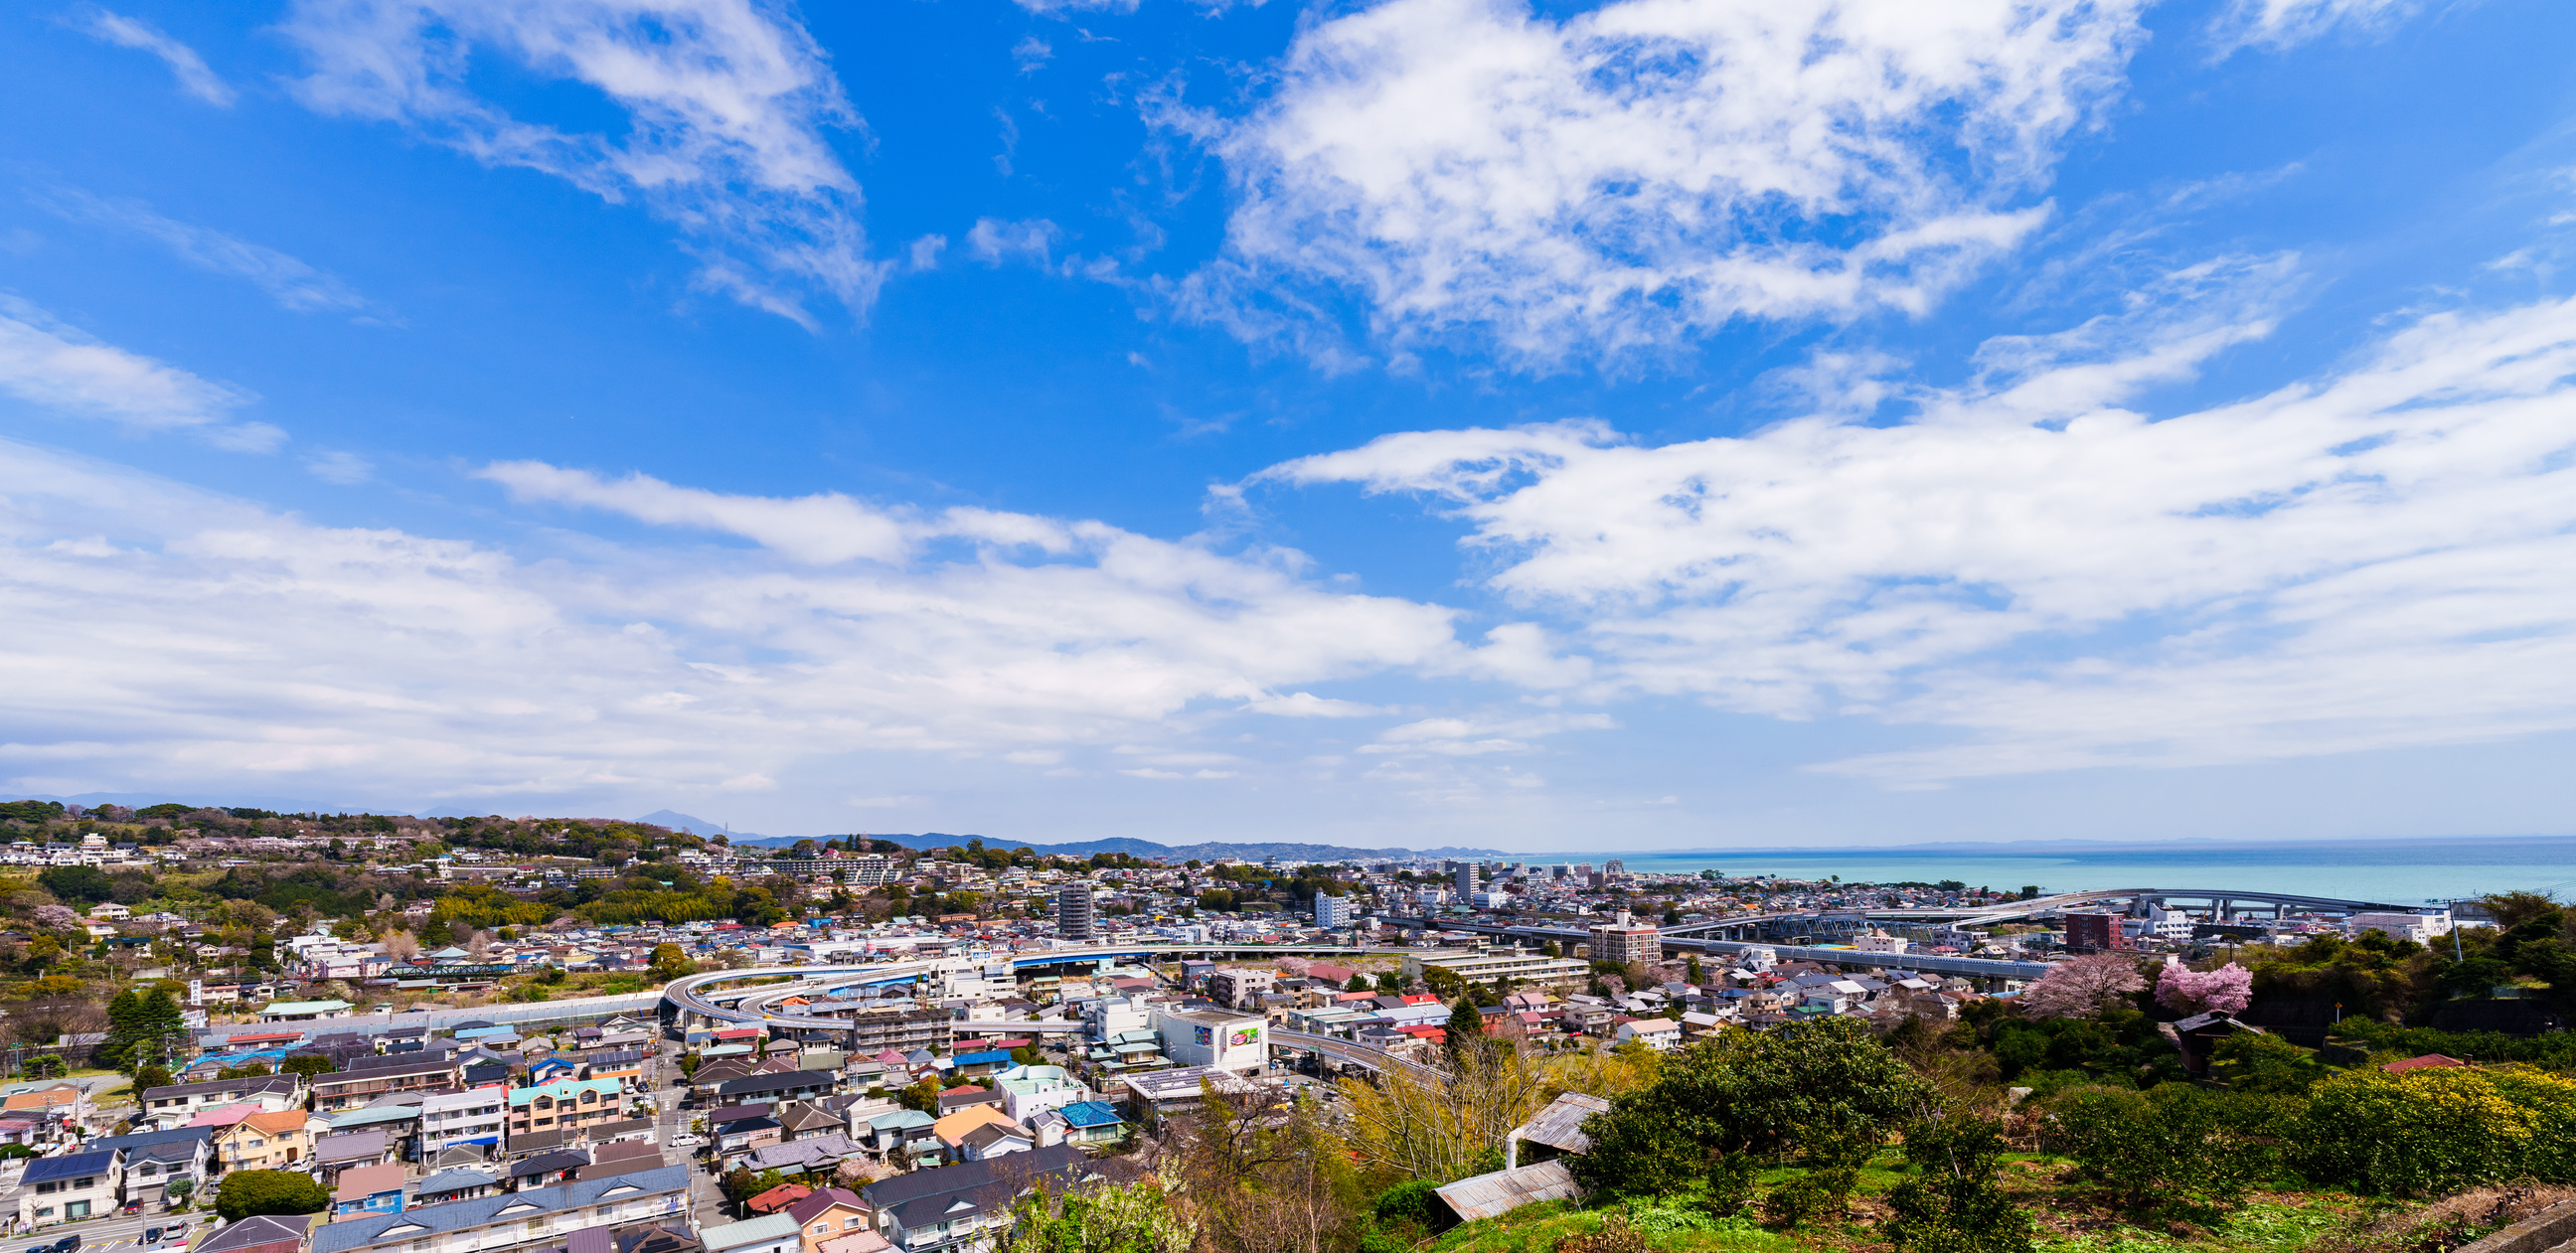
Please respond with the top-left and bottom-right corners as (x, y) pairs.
(1524, 836), (2576, 906)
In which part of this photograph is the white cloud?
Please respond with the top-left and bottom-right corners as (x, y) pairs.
(0, 296), (281, 451)
(35, 188), (383, 318)
(304, 451), (375, 485)
(2207, 0), (2421, 56)
(278, 0), (882, 326)
(479, 461), (909, 563)
(1012, 35), (1052, 75)
(1, 441), (1464, 803)
(967, 218), (1063, 267)
(1241, 692), (1389, 717)
(72, 6), (236, 106)
(1265, 259), (2576, 782)
(1186, 0), (2149, 367)
(1361, 711), (1616, 756)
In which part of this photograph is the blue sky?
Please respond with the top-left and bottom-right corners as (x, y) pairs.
(6, 0), (2576, 850)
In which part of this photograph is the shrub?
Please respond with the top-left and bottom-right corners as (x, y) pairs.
(1884, 1113), (2032, 1253)
(2052, 1085), (2267, 1210)
(1552, 1216), (1645, 1253)
(216, 1171), (329, 1221)
(2299, 1066), (2576, 1195)
(1759, 1168), (1854, 1228)
(1703, 1154), (1758, 1217)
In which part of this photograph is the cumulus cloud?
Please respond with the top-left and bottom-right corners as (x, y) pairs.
(35, 187), (384, 318)
(1184, 0), (2149, 367)
(1264, 257), (2576, 783)
(0, 296), (281, 451)
(278, 0), (881, 327)
(71, 6), (236, 106)
(1, 441), (1465, 803)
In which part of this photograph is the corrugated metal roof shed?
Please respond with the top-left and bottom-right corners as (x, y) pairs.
(1515, 1092), (1610, 1156)
(1432, 1161), (1582, 1222)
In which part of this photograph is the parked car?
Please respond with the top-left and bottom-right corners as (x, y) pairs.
(668, 1134), (706, 1149)
(50, 1235), (80, 1253)
(144, 1228), (163, 1244)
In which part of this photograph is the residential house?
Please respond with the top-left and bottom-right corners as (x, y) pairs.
(332, 1163), (407, 1218)
(954, 1123), (1033, 1163)
(1028, 1102), (1123, 1149)
(310, 1165), (692, 1253)
(321, 1104), (427, 1162)
(16, 1150), (119, 1227)
(2, 1084), (89, 1133)
(701, 1214), (801, 1253)
(784, 1187), (875, 1253)
(1611, 1019), (1681, 1051)
(582, 1050), (651, 1093)
(861, 1145), (1093, 1253)
(744, 1185), (811, 1217)
(507, 1077), (624, 1139)
(422, 1089), (511, 1157)
(509, 1150), (591, 1191)
(313, 1057), (458, 1111)
(314, 1130), (401, 1184)
(216, 1110), (313, 1172)
(711, 1070), (838, 1107)
(412, 1169), (503, 1205)
(860, 1111), (935, 1158)
(93, 1126), (213, 1206)
(741, 1136), (862, 1179)
(200, 1215), (314, 1253)
(928, 1107), (1018, 1164)
(991, 1067), (1089, 1125)
(259, 999), (356, 1022)
(932, 1089), (1002, 1119)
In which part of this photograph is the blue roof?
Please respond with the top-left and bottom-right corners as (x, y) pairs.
(951, 1049), (1013, 1066)
(1058, 1101), (1122, 1128)
(24, 1152), (114, 1183)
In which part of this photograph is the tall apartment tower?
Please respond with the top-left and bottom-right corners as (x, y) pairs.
(1589, 910), (1661, 965)
(1454, 861), (1482, 900)
(1055, 884), (1096, 942)
(1314, 892), (1352, 928)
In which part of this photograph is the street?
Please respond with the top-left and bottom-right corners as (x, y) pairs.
(652, 1042), (729, 1230)
(5, 1210), (223, 1253)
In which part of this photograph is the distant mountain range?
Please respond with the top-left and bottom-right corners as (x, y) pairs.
(714, 831), (1503, 861)
(634, 809), (767, 839)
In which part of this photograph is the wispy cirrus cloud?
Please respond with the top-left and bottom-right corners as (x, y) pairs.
(69, 6), (236, 106)
(1176, 0), (2151, 369)
(2207, 0), (2425, 57)
(0, 296), (281, 451)
(278, 0), (881, 329)
(33, 187), (387, 320)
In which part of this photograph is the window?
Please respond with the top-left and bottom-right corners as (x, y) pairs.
(66, 1202), (89, 1219)
(35, 1181), (56, 1195)
(33, 1207), (51, 1219)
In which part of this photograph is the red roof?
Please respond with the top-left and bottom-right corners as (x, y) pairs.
(745, 1183), (813, 1214)
(1399, 995), (1440, 1007)
(2383, 1053), (2469, 1073)
(712, 1027), (764, 1041)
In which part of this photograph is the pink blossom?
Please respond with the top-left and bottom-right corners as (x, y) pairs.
(2156, 962), (2253, 1016)
(2017, 952), (2149, 1018)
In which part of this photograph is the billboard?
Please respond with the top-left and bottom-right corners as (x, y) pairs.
(1227, 1025), (1260, 1050)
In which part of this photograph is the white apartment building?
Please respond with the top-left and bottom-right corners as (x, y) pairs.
(420, 1089), (509, 1156)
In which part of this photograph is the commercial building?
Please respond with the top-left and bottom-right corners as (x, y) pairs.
(1152, 1009), (1267, 1073)
(421, 1089), (510, 1156)
(2350, 911), (2453, 943)
(1054, 885), (1095, 943)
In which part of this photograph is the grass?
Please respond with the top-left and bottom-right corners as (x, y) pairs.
(1412, 1157), (2531, 1253)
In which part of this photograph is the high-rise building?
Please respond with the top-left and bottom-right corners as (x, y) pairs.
(1454, 861), (1482, 900)
(1604, 859), (1626, 876)
(1589, 911), (1660, 965)
(1314, 892), (1352, 928)
(1055, 884), (1096, 942)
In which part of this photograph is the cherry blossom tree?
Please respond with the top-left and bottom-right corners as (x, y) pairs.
(2016, 952), (2149, 1018)
(2155, 961), (2254, 1016)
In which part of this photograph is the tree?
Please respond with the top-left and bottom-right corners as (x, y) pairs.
(651, 943), (697, 982)
(1884, 1112), (2032, 1253)
(1441, 996), (1485, 1071)
(2016, 954), (2148, 1019)
(1007, 1176), (1192, 1253)
(280, 1054), (336, 1078)
(381, 930), (420, 962)
(2054, 1086), (2267, 1211)
(133, 1062), (174, 1094)
(38, 865), (114, 905)
(2155, 963), (2253, 1017)
(1573, 1018), (1932, 1198)
(1345, 974), (1370, 993)
(217, 1170), (330, 1221)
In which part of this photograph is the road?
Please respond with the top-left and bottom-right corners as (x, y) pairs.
(650, 1040), (730, 1230)
(2, 1209), (222, 1253)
